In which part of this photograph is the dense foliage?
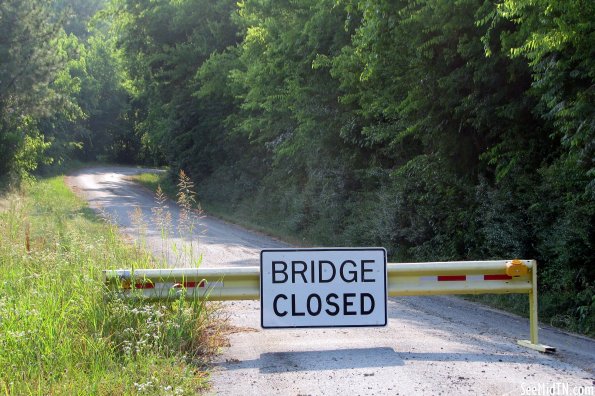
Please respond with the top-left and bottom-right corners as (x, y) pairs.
(0, 0), (134, 183)
(0, 0), (592, 333)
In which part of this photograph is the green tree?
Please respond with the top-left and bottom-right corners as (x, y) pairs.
(0, 0), (65, 180)
(493, 0), (595, 332)
(324, 0), (542, 259)
(496, 0), (594, 171)
(52, 0), (107, 39)
(111, 0), (238, 174)
(194, 0), (360, 242)
(39, 29), (134, 165)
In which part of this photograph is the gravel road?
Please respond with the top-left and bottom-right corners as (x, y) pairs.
(67, 166), (595, 396)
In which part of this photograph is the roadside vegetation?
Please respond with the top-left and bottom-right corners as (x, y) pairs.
(0, 176), (221, 394)
(134, 170), (594, 338)
(130, 172), (308, 247)
(119, 0), (593, 337)
(1, 0), (592, 337)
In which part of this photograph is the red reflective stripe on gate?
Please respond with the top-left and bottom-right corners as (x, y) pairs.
(134, 283), (154, 289)
(484, 274), (512, 281)
(437, 275), (467, 281)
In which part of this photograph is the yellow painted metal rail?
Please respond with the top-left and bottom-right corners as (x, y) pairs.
(103, 259), (554, 353)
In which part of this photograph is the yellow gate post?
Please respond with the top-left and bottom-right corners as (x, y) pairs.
(517, 261), (556, 353)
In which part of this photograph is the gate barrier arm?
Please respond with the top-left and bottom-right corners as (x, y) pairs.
(103, 259), (554, 353)
(103, 266), (260, 301)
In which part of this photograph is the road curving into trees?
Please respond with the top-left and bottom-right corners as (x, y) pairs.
(68, 166), (594, 395)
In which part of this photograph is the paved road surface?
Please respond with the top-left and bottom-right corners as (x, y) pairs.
(67, 166), (594, 396)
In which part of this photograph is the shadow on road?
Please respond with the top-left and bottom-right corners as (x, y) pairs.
(214, 346), (550, 374)
(216, 347), (403, 372)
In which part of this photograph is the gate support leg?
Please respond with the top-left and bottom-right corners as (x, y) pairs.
(517, 261), (556, 353)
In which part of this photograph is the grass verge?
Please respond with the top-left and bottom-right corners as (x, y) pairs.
(0, 176), (222, 394)
(127, 172), (177, 199)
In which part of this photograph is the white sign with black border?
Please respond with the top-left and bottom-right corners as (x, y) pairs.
(260, 248), (387, 328)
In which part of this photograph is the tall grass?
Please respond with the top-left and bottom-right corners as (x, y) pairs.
(131, 172), (307, 247)
(0, 176), (221, 394)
